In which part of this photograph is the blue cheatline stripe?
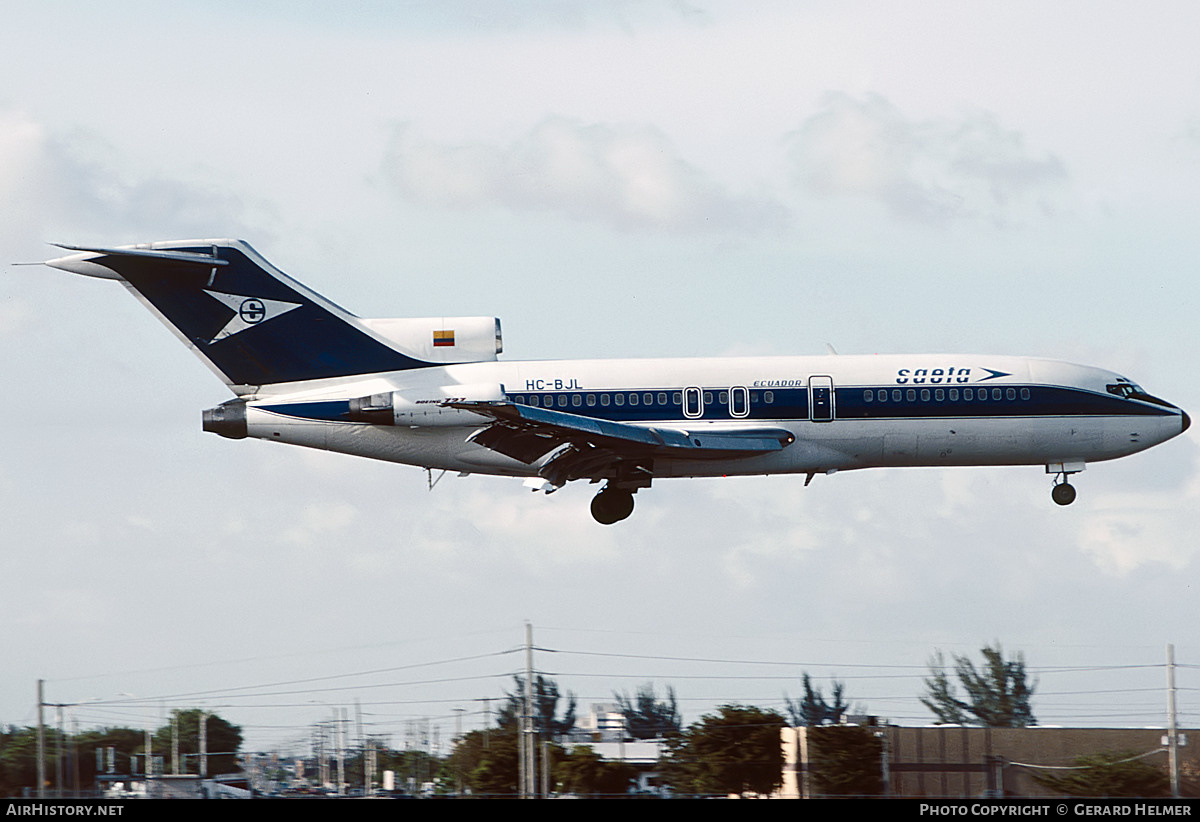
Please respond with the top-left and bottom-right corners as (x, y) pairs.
(253, 384), (1178, 425)
(259, 401), (353, 422)
(503, 384), (1176, 424)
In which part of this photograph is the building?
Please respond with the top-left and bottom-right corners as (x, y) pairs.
(782, 725), (1198, 798)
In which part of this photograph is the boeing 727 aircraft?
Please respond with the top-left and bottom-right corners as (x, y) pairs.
(45, 239), (1189, 524)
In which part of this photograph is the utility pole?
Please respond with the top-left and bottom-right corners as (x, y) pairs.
(355, 700), (367, 795)
(1167, 643), (1180, 798)
(36, 680), (45, 799)
(523, 621), (536, 799)
(199, 711), (208, 777)
(336, 708), (346, 796)
(171, 712), (179, 775)
(55, 706), (64, 798)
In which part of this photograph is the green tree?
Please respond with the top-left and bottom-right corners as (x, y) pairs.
(808, 725), (883, 797)
(448, 728), (512, 797)
(374, 745), (443, 795)
(150, 709), (242, 775)
(1033, 751), (1169, 797)
(785, 674), (849, 727)
(449, 675), (576, 797)
(921, 644), (1035, 727)
(557, 745), (636, 797)
(614, 683), (680, 740)
(497, 675), (577, 738)
(0, 726), (40, 797)
(659, 705), (787, 797)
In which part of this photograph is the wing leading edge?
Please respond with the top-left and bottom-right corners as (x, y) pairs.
(449, 399), (794, 488)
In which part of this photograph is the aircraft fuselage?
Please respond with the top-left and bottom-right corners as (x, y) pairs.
(227, 353), (1186, 482)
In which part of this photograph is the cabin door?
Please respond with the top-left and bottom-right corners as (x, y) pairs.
(810, 375), (834, 422)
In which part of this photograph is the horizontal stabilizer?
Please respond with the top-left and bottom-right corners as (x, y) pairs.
(51, 243), (229, 267)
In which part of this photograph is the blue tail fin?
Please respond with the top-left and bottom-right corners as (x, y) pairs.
(46, 239), (433, 391)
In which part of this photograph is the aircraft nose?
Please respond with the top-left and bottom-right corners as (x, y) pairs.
(1183, 410), (1191, 434)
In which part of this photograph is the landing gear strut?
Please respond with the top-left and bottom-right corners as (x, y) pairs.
(591, 486), (635, 525)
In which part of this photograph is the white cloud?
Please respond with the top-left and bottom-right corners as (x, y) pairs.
(382, 116), (785, 233)
(0, 107), (263, 251)
(1077, 476), (1200, 576)
(788, 93), (1067, 225)
(283, 500), (361, 547)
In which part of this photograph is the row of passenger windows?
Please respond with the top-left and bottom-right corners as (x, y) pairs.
(508, 386), (1033, 410)
(864, 387), (1031, 403)
(510, 390), (778, 409)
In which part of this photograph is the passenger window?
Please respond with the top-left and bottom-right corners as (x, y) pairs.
(864, 390), (874, 402)
(730, 386), (749, 417)
(765, 391), (774, 403)
(586, 394), (596, 407)
(1006, 388), (1016, 401)
(614, 394), (624, 406)
(644, 393), (653, 406)
(658, 393), (667, 405)
(906, 389), (916, 402)
(557, 395), (567, 408)
(629, 393), (639, 406)
(572, 394), (582, 407)
(600, 394), (610, 407)
(1020, 388), (1030, 400)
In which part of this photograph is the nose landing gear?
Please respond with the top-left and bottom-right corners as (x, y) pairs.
(1047, 462), (1085, 506)
(1051, 479), (1077, 506)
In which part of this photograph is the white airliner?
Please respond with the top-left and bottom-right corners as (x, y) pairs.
(45, 239), (1189, 524)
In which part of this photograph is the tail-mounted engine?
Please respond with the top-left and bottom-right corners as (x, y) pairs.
(347, 383), (506, 427)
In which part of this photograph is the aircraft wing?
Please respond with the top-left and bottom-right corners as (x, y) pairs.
(449, 400), (794, 487)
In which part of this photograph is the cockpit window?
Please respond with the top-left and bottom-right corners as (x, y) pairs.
(1106, 378), (1145, 399)
(1105, 378), (1175, 407)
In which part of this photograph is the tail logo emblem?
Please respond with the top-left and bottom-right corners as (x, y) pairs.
(203, 290), (302, 343)
(239, 299), (266, 324)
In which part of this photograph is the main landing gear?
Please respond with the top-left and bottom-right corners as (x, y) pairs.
(591, 485), (636, 525)
(1048, 462), (1084, 506)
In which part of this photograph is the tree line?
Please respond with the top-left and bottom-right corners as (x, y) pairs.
(0, 709), (242, 798)
(6, 644), (1165, 798)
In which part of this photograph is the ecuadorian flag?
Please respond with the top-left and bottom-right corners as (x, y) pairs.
(433, 329), (455, 347)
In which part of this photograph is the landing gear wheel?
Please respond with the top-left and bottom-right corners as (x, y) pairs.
(1051, 482), (1076, 506)
(591, 488), (635, 524)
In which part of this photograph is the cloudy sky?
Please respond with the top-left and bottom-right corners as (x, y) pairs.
(3, 1), (1198, 755)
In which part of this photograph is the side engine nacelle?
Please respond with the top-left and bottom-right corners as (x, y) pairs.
(347, 383), (505, 427)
